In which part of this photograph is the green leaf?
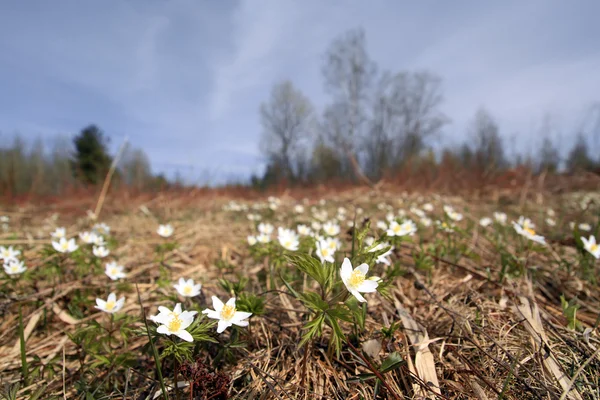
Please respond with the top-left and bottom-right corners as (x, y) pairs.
(299, 313), (325, 348)
(299, 291), (329, 312)
(379, 352), (405, 373)
(286, 253), (330, 289)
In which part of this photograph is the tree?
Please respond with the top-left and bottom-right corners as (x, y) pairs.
(322, 28), (376, 180)
(259, 81), (314, 183)
(537, 136), (560, 173)
(120, 146), (153, 189)
(469, 108), (506, 172)
(566, 134), (595, 173)
(72, 125), (112, 185)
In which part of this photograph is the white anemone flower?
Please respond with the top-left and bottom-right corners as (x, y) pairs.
(422, 203), (434, 212)
(152, 303), (197, 342)
(376, 220), (388, 231)
(93, 245), (110, 258)
(545, 218), (556, 227)
(93, 223), (111, 235)
(410, 207), (426, 218)
(296, 224), (312, 236)
(386, 220), (417, 237)
(579, 223), (592, 232)
(157, 224), (174, 238)
(256, 233), (271, 244)
(494, 212), (507, 225)
(444, 205), (463, 221)
(315, 239), (335, 263)
(0, 246), (21, 262)
(51, 227), (66, 239)
(323, 221), (340, 236)
(340, 258), (378, 303)
(4, 259), (26, 275)
(95, 293), (125, 314)
(368, 242), (394, 266)
(479, 217), (492, 227)
(92, 234), (106, 246)
(105, 261), (126, 280)
(52, 238), (78, 253)
(311, 221), (322, 231)
(79, 231), (98, 244)
(247, 235), (257, 246)
(581, 236), (600, 259)
(420, 217), (432, 227)
(277, 227), (299, 251)
(202, 296), (252, 333)
(294, 205), (305, 213)
(436, 220), (454, 232)
(324, 237), (341, 251)
(513, 216), (546, 245)
(257, 223), (274, 235)
(173, 277), (202, 297)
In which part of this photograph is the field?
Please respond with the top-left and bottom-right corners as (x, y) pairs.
(0, 187), (599, 399)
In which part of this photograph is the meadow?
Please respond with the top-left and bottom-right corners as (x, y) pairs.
(0, 186), (599, 399)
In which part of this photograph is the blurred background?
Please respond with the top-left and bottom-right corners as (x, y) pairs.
(0, 0), (599, 198)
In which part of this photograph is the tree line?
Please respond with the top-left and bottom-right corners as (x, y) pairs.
(254, 28), (600, 188)
(0, 124), (168, 197)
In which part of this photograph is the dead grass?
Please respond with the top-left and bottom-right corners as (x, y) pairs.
(0, 187), (599, 399)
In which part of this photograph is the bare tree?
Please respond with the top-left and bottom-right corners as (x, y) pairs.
(469, 108), (506, 172)
(259, 80), (314, 183)
(322, 28), (376, 181)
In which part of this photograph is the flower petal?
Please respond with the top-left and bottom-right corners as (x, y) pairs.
(212, 296), (224, 312)
(174, 329), (194, 342)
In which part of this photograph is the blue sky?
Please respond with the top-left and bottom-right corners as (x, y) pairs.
(1, 1), (599, 183)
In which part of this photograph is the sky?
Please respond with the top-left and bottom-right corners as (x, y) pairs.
(1, 0), (599, 184)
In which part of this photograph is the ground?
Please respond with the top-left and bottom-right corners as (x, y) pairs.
(0, 187), (599, 399)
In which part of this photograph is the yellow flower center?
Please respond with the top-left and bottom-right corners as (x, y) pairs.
(220, 304), (236, 321)
(393, 225), (401, 233)
(110, 268), (118, 276)
(348, 269), (365, 288)
(61, 242), (69, 251)
(168, 315), (182, 332)
(320, 248), (330, 257)
(105, 301), (115, 311)
(284, 240), (293, 248)
(590, 244), (598, 252)
(524, 227), (536, 236)
(183, 285), (192, 295)
(10, 265), (19, 272)
(328, 241), (336, 250)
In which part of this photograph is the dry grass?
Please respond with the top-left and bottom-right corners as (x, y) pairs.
(0, 186), (599, 399)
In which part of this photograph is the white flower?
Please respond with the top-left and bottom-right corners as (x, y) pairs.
(202, 296), (252, 333)
(247, 235), (257, 246)
(296, 224), (312, 236)
(52, 238), (78, 253)
(436, 220), (454, 232)
(364, 236), (375, 247)
(152, 303), (197, 342)
(0, 216), (9, 223)
(420, 217), (432, 227)
(579, 223), (592, 232)
(311, 221), (322, 231)
(247, 213), (261, 221)
(410, 207), (426, 218)
(93, 245), (110, 258)
(547, 209), (555, 217)
(479, 217), (492, 227)
(257, 223), (274, 235)
(173, 277), (202, 297)
(385, 212), (395, 222)
(277, 227), (299, 251)
(545, 218), (556, 227)
(95, 293), (125, 314)
(422, 203), (434, 212)
(93, 223), (111, 235)
(368, 242), (394, 265)
(92, 234), (106, 246)
(256, 233), (271, 243)
(386, 220), (417, 237)
(323, 221), (340, 236)
(51, 227), (66, 239)
(494, 212), (507, 225)
(294, 205), (305, 214)
(105, 261), (126, 280)
(581, 235), (600, 259)
(0, 246), (21, 262)
(4, 259), (26, 275)
(376, 220), (388, 231)
(157, 224), (174, 238)
(79, 231), (98, 244)
(444, 205), (463, 221)
(340, 258), (378, 303)
(513, 216), (546, 245)
(315, 239), (335, 263)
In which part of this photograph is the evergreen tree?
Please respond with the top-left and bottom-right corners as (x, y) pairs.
(72, 125), (112, 185)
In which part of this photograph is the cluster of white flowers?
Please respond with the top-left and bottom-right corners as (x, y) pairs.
(1, 245), (25, 276)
